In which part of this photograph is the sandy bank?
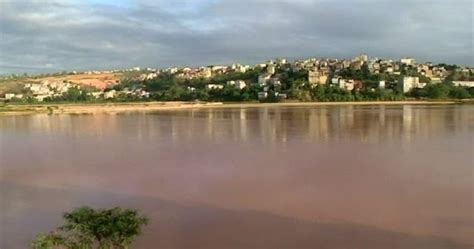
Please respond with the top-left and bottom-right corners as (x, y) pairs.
(0, 100), (460, 116)
(206, 100), (458, 109)
(0, 102), (223, 115)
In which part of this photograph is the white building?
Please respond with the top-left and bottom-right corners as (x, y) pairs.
(276, 58), (287, 64)
(401, 58), (416, 66)
(339, 79), (355, 91)
(104, 90), (117, 99)
(227, 80), (246, 89)
(5, 93), (15, 100)
(453, 81), (474, 87)
(400, 77), (425, 93)
(35, 95), (49, 102)
(167, 68), (178, 74)
(331, 77), (341, 85)
(267, 64), (276, 74)
(139, 73), (158, 81)
(354, 54), (369, 62)
(232, 64), (249, 73)
(211, 65), (227, 71)
(89, 92), (103, 99)
(235, 80), (247, 89)
(202, 68), (212, 78)
(258, 73), (272, 86)
(206, 84), (224, 90)
(379, 81), (386, 89)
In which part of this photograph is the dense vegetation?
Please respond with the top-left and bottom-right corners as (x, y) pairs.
(32, 207), (148, 249)
(410, 83), (474, 99)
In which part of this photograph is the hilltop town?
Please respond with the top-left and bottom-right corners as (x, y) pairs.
(1, 55), (473, 103)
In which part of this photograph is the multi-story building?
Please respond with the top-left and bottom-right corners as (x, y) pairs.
(353, 54), (369, 62)
(258, 73), (272, 86)
(267, 64), (276, 74)
(401, 57), (416, 66)
(379, 80), (386, 89)
(400, 76), (425, 93)
(308, 69), (329, 85)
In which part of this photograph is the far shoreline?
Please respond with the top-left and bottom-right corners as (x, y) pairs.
(0, 100), (468, 116)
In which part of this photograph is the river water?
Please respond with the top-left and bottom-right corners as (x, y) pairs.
(0, 104), (473, 248)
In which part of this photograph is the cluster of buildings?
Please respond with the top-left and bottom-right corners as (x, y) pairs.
(3, 79), (151, 102)
(171, 64), (250, 80)
(4, 80), (76, 102)
(95, 88), (150, 100)
(453, 81), (474, 87)
(84, 67), (142, 75)
(133, 64), (250, 82)
(197, 55), (472, 96)
(88, 56), (474, 97)
(193, 55), (416, 98)
(94, 56), (474, 100)
(195, 55), (456, 98)
(205, 80), (247, 90)
(3, 55), (473, 102)
(137, 72), (159, 81)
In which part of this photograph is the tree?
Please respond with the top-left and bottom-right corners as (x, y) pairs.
(310, 85), (328, 101)
(449, 86), (471, 99)
(361, 63), (370, 79)
(61, 87), (88, 102)
(425, 83), (451, 99)
(32, 207), (148, 249)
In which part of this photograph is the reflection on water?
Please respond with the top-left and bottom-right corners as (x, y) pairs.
(0, 104), (473, 249)
(1, 105), (472, 144)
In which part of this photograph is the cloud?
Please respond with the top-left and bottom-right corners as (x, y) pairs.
(0, 0), (472, 74)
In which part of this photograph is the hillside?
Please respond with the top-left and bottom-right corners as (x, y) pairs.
(0, 72), (122, 95)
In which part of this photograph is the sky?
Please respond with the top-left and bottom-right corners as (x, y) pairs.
(0, 0), (472, 74)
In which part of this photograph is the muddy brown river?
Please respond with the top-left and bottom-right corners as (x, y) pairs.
(0, 104), (473, 248)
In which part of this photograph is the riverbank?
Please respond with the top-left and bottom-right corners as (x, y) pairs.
(0, 100), (463, 115)
(0, 102), (224, 115)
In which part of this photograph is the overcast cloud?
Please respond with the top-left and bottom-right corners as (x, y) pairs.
(0, 0), (472, 74)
